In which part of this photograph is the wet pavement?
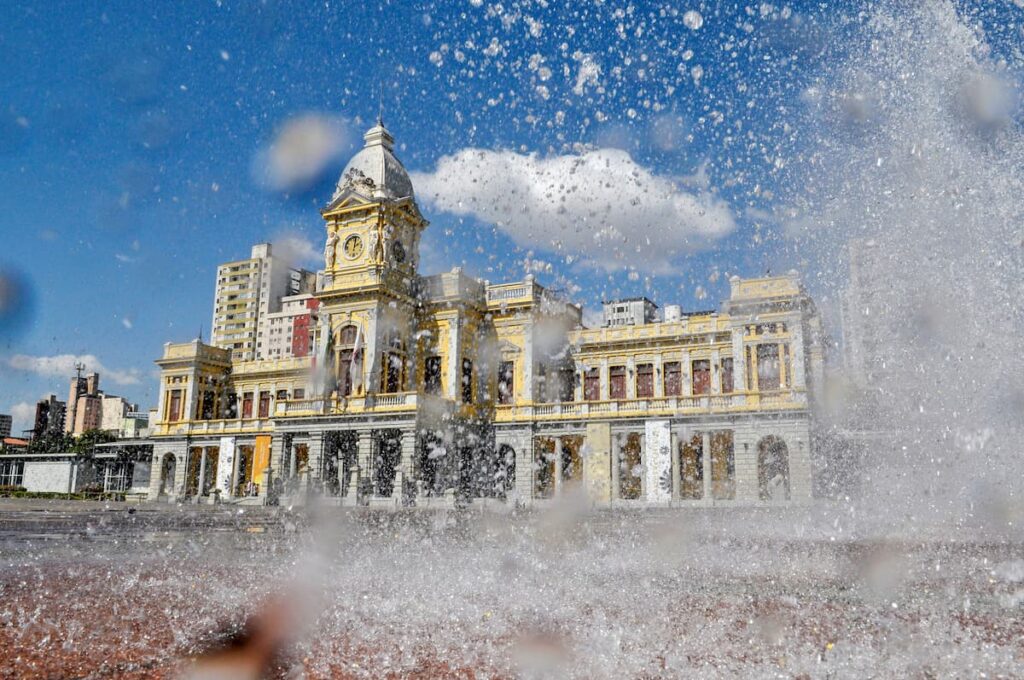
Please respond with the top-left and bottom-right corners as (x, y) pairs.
(1, 499), (1023, 678)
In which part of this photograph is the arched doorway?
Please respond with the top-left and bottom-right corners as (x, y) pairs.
(374, 430), (401, 497)
(618, 433), (643, 500)
(758, 436), (791, 501)
(496, 444), (516, 496)
(160, 454), (177, 496)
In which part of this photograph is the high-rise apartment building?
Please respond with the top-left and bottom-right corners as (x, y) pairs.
(62, 372), (137, 436)
(101, 394), (139, 433)
(33, 395), (66, 438)
(210, 243), (316, 361)
(65, 373), (90, 434)
(0, 415), (11, 438)
(263, 293), (320, 359)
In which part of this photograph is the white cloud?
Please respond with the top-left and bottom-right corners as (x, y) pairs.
(272, 233), (320, 269)
(411, 148), (736, 272)
(253, 114), (350, 193)
(9, 402), (34, 435)
(6, 354), (141, 386)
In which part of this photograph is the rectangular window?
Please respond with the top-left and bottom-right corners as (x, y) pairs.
(497, 361), (514, 405)
(534, 438), (556, 499)
(242, 393), (253, 419)
(424, 355), (442, 395)
(293, 388), (305, 400)
(710, 431), (735, 500)
(636, 363), (654, 398)
(663, 361), (681, 396)
(168, 390), (182, 422)
(535, 365), (548, 403)
(339, 349), (354, 396)
(461, 359), (473, 403)
(757, 344), (781, 390)
(258, 391), (271, 418)
(382, 352), (403, 393)
(276, 389), (288, 401)
(609, 366), (627, 400)
(559, 368), (575, 402)
(692, 359), (711, 395)
(584, 367), (601, 401)
(200, 391), (215, 420)
(721, 358), (734, 394)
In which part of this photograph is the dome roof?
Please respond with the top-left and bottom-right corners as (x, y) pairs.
(332, 120), (414, 202)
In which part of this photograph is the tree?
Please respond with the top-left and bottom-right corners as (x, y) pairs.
(71, 429), (117, 455)
(27, 431), (75, 454)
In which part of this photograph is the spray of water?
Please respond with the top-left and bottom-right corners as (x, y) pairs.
(788, 0), (1024, 532)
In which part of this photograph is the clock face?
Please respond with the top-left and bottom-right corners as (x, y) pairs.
(392, 241), (406, 263)
(343, 235), (363, 259)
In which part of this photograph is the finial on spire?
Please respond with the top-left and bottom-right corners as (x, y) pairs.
(377, 83), (384, 125)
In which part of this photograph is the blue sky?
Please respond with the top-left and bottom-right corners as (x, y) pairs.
(0, 0), (1020, 433)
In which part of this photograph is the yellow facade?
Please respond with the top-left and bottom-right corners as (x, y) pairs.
(147, 121), (824, 506)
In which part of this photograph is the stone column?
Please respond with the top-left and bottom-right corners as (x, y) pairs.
(734, 433), (758, 502)
(701, 431), (712, 502)
(176, 447), (191, 498)
(789, 319), (807, 389)
(681, 351), (692, 396)
(625, 358), (636, 399)
(670, 431), (680, 500)
(400, 428), (416, 502)
(357, 430), (374, 495)
(574, 361), (585, 402)
(653, 356), (664, 398)
(229, 444), (242, 498)
(600, 358), (610, 401)
(196, 449), (208, 503)
(513, 432), (534, 503)
(611, 432), (621, 501)
(271, 435), (290, 477)
(711, 349), (721, 393)
(147, 453), (164, 500)
(522, 321), (533, 402)
(446, 315), (461, 401)
(307, 434), (324, 482)
(732, 329), (747, 403)
(553, 437), (564, 496)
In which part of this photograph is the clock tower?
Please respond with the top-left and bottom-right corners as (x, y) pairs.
(314, 119), (428, 397)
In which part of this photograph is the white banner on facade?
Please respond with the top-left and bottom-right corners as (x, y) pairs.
(216, 437), (236, 494)
(645, 420), (672, 502)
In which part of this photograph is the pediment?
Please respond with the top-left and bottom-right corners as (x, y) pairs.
(498, 339), (522, 354)
(322, 188), (376, 214)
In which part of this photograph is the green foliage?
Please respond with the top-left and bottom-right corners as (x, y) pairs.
(27, 431), (75, 454)
(70, 429), (117, 454)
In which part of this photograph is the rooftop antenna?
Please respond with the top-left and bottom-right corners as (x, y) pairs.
(198, 324), (204, 343)
(74, 361), (85, 381)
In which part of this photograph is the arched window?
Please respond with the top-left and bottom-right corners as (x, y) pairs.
(382, 330), (406, 393)
(497, 444), (516, 494)
(336, 325), (360, 396)
(160, 454), (177, 496)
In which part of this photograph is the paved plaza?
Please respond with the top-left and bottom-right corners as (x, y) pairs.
(1, 500), (1022, 678)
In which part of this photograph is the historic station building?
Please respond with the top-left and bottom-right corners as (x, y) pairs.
(146, 121), (826, 507)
